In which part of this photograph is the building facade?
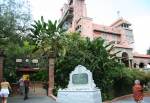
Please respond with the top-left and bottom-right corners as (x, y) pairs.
(59, 0), (150, 68)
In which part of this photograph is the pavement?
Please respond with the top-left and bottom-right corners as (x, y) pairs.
(1, 94), (150, 103)
(113, 97), (150, 103)
(5, 96), (57, 103)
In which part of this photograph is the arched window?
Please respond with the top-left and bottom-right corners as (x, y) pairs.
(122, 52), (129, 67)
(139, 62), (145, 68)
(134, 63), (136, 68)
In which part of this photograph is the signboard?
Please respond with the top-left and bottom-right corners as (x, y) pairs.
(23, 74), (30, 80)
(72, 73), (88, 84)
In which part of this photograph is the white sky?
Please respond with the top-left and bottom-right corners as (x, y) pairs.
(29, 0), (150, 54)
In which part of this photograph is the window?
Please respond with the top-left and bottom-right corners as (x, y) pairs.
(75, 25), (82, 33)
(101, 33), (107, 39)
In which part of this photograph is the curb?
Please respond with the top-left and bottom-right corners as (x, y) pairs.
(49, 94), (57, 101)
(110, 92), (150, 102)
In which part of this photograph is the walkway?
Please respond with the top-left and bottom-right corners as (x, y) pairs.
(6, 96), (57, 103)
(113, 97), (150, 103)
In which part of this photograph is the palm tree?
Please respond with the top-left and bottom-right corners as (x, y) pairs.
(30, 16), (65, 96)
(30, 16), (65, 54)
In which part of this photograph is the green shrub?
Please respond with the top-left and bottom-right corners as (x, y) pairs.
(30, 69), (48, 81)
(113, 68), (150, 97)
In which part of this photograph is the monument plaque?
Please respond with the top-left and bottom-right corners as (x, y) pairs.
(72, 73), (88, 84)
(57, 65), (102, 103)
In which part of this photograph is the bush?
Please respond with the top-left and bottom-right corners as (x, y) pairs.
(113, 68), (150, 97)
(30, 69), (48, 81)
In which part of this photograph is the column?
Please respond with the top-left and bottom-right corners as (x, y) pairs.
(128, 59), (132, 68)
(0, 51), (4, 82)
(48, 53), (55, 96)
(130, 59), (133, 68)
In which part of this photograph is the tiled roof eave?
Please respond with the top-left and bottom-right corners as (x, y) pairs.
(114, 45), (133, 49)
(133, 56), (150, 58)
(93, 29), (121, 35)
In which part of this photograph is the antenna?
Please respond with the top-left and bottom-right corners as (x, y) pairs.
(117, 10), (120, 18)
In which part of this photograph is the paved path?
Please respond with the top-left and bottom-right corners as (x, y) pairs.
(5, 96), (57, 103)
(113, 97), (150, 103)
(3, 95), (150, 103)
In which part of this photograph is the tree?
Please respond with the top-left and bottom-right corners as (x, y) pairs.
(30, 16), (66, 95)
(0, 0), (32, 82)
(4, 41), (36, 82)
(30, 17), (123, 98)
(54, 33), (122, 99)
(0, 0), (31, 50)
(30, 19), (150, 100)
(0, 0), (31, 32)
(30, 16), (65, 56)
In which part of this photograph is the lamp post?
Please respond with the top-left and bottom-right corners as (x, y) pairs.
(48, 51), (55, 96)
(0, 49), (4, 82)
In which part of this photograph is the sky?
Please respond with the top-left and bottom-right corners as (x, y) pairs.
(29, 0), (150, 54)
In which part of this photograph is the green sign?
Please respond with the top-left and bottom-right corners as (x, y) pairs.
(72, 73), (88, 84)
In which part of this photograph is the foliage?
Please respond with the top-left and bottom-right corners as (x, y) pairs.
(30, 69), (48, 81)
(4, 41), (36, 82)
(30, 18), (124, 99)
(30, 16), (65, 56)
(0, 0), (31, 34)
(2, 14), (148, 101)
(54, 33), (150, 100)
(54, 33), (123, 100)
(113, 68), (150, 97)
(147, 47), (150, 55)
(30, 24), (150, 100)
(0, 0), (32, 82)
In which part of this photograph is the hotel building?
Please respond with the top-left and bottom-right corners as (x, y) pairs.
(59, 0), (150, 68)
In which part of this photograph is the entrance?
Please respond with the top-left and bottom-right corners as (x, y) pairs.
(0, 53), (55, 97)
(15, 68), (48, 96)
(29, 81), (48, 96)
(139, 62), (145, 68)
(122, 52), (129, 67)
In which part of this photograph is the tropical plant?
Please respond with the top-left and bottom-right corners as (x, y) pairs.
(54, 33), (123, 100)
(29, 17), (150, 100)
(0, 0), (32, 82)
(3, 41), (36, 82)
(30, 16), (65, 56)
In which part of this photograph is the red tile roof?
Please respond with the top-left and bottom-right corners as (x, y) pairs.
(115, 44), (133, 49)
(133, 52), (150, 58)
(92, 23), (121, 35)
(110, 18), (131, 27)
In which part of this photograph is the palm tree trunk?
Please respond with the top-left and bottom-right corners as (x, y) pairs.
(48, 52), (55, 96)
(0, 50), (4, 82)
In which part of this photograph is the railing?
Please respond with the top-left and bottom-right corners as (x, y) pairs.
(30, 81), (48, 96)
(10, 81), (48, 96)
(59, 4), (73, 24)
(10, 83), (19, 96)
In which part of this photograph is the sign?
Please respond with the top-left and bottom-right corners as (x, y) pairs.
(72, 73), (88, 84)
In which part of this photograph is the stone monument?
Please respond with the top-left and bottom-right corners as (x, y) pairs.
(57, 65), (102, 103)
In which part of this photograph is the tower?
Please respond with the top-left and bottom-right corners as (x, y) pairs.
(59, 0), (93, 39)
(111, 18), (134, 48)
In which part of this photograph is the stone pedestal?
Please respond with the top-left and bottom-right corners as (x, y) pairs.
(57, 65), (102, 103)
(57, 89), (102, 103)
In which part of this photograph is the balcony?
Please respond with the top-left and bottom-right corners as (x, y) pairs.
(68, 0), (73, 5)
(59, 4), (73, 27)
